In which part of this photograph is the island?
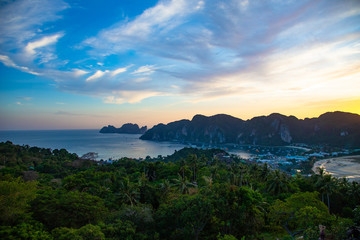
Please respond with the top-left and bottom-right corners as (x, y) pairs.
(140, 111), (360, 148)
(100, 123), (147, 134)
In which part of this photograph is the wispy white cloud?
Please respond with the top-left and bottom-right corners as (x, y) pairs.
(25, 33), (63, 55)
(72, 69), (89, 77)
(1, 0), (359, 107)
(0, 0), (67, 76)
(0, 54), (40, 75)
(132, 65), (157, 75)
(0, 0), (68, 46)
(83, 0), (202, 54)
(86, 70), (109, 82)
(181, 34), (360, 102)
(54, 111), (102, 118)
(85, 65), (132, 81)
(17, 97), (32, 101)
(104, 90), (164, 104)
(111, 65), (133, 76)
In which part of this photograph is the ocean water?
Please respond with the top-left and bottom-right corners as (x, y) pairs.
(0, 129), (188, 160)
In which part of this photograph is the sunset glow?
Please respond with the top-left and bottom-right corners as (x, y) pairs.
(1, 0), (359, 130)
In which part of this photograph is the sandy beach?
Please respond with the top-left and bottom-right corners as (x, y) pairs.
(312, 155), (360, 182)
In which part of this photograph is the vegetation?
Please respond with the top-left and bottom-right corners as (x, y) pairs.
(141, 111), (360, 148)
(0, 141), (359, 239)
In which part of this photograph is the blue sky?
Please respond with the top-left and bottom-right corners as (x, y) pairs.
(0, 0), (360, 130)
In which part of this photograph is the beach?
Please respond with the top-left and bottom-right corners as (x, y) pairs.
(312, 155), (360, 182)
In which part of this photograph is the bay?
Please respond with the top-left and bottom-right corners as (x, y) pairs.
(0, 129), (188, 160)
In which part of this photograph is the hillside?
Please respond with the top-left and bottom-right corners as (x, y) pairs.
(0, 141), (359, 239)
(140, 111), (360, 148)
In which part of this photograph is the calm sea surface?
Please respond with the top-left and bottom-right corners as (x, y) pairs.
(0, 129), (189, 160)
(0, 129), (252, 160)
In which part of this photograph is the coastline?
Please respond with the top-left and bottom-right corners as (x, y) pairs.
(312, 155), (360, 182)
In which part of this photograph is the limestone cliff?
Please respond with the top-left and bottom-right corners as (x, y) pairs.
(140, 111), (360, 147)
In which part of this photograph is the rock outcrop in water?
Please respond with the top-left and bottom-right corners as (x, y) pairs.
(100, 123), (147, 134)
(140, 111), (360, 148)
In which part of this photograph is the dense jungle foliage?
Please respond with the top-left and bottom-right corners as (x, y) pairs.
(0, 141), (359, 240)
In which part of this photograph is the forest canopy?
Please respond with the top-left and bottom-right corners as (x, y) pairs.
(0, 141), (359, 239)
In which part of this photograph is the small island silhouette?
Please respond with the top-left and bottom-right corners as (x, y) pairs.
(100, 123), (147, 134)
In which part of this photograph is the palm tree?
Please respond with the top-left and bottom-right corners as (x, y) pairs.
(266, 170), (289, 195)
(202, 176), (213, 188)
(317, 167), (326, 176)
(119, 177), (139, 206)
(229, 172), (241, 186)
(261, 163), (270, 181)
(159, 179), (172, 202)
(173, 174), (195, 194)
(179, 158), (187, 180)
(187, 154), (198, 182)
(347, 181), (360, 206)
(146, 162), (157, 181)
(316, 174), (337, 212)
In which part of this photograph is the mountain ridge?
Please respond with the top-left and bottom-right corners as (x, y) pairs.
(140, 111), (360, 148)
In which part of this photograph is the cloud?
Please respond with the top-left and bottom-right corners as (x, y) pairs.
(25, 33), (63, 55)
(84, 65), (132, 81)
(0, 54), (40, 75)
(72, 69), (89, 77)
(78, 0), (358, 104)
(83, 0), (202, 54)
(54, 111), (102, 118)
(104, 90), (164, 104)
(131, 65), (157, 75)
(1, 0), (359, 107)
(0, 0), (68, 46)
(17, 97), (32, 101)
(86, 70), (109, 82)
(111, 65), (133, 76)
(0, 0), (67, 74)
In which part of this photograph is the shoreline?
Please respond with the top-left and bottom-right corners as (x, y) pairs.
(312, 155), (360, 182)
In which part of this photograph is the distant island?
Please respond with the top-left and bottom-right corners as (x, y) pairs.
(100, 123), (147, 134)
(140, 111), (360, 148)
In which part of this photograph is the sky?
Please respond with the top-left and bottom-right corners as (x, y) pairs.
(0, 0), (359, 130)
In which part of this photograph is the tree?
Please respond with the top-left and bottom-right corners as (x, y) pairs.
(181, 195), (213, 240)
(100, 219), (137, 240)
(52, 224), (105, 240)
(159, 179), (173, 202)
(31, 189), (108, 229)
(187, 154), (199, 182)
(266, 170), (290, 195)
(118, 177), (139, 206)
(210, 184), (264, 237)
(217, 234), (239, 240)
(173, 174), (196, 194)
(202, 176), (213, 188)
(77, 224), (105, 240)
(0, 221), (52, 240)
(156, 194), (213, 240)
(316, 174), (337, 212)
(118, 204), (154, 234)
(0, 178), (37, 225)
(269, 192), (330, 238)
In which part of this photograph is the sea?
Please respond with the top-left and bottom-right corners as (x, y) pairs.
(0, 129), (252, 160)
(0, 129), (188, 160)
